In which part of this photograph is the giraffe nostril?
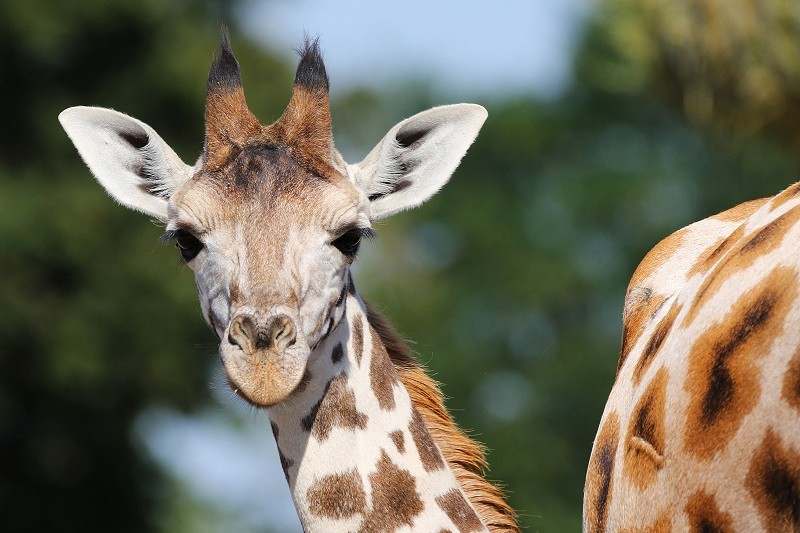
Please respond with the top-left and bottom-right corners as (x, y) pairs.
(269, 315), (297, 351)
(228, 314), (258, 354)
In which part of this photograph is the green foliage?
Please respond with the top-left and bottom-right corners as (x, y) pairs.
(582, 0), (800, 149)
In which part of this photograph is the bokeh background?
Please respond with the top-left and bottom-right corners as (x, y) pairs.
(3, 0), (800, 531)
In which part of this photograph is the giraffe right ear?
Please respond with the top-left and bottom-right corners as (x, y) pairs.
(59, 106), (193, 221)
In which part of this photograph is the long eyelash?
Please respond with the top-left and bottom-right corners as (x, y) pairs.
(159, 230), (178, 244)
(360, 227), (377, 241)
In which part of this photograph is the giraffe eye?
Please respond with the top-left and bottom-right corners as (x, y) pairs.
(175, 229), (203, 262)
(332, 228), (362, 257)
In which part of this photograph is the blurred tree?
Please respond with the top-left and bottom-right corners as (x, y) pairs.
(583, 0), (800, 149)
(0, 1), (293, 530)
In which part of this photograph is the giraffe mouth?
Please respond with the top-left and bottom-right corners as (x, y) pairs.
(220, 342), (309, 407)
(219, 310), (310, 407)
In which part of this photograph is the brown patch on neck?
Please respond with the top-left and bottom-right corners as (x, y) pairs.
(632, 302), (682, 385)
(682, 206), (800, 328)
(685, 225), (745, 280)
(361, 450), (424, 532)
(745, 428), (800, 531)
(301, 373), (368, 441)
(623, 367), (668, 490)
(307, 469), (367, 520)
(409, 408), (445, 472)
(684, 491), (733, 533)
(781, 344), (800, 413)
(683, 267), (798, 460)
(584, 412), (620, 533)
(369, 330), (398, 410)
(365, 302), (518, 532)
(436, 489), (485, 533)
(618, 288), (664, 377)
(389, 430), (406, 453)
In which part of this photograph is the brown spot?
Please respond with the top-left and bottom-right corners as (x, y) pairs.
(270, 421), (294, 482)
(584, 413), (620, 533)
(624, 367), (668, 490)
(685, 491), (733, 533)
(302, 373), (368, 441)
(277, 448), (293, 483)
(618, 287), (665, 375)
(745, 429), (800, 531)
(307, 469), (367, 519)
(360, 450), (424, 532)
(632, 302), (681, 385)
(686, 225), (745, 280)
(436, 489), (483, 532)
(781, 345), (800, 413)
(683, 207), (800, 328)
(619, 513), (672, 533)
(370, 331), (398, 410)
(389, 430), (405, 453)
(684, 268), (797, 459)
(331, 342), (344, 364)
(409, 408), (445, 472)
(352, 318), (364, 366)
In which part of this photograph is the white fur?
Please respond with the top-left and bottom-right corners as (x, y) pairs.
(349, 103), (488, 221)
(58, 106), (193, 221)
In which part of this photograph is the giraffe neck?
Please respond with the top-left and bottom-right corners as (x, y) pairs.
(267, 290), (488, 533)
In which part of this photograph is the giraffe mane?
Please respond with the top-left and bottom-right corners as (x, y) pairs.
(365, 301), (520, 533)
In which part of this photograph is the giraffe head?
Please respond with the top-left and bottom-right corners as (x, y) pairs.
(58, 31), (487, 407)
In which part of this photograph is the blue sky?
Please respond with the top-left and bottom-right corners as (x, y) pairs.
(139, 1), (591, 530)
(240, 0), (590, 98)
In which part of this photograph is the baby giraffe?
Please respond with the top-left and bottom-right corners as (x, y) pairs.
(59, 31), (517, 532)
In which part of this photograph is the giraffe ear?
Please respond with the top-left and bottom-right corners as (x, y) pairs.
(59, 106), (193, 221)
(349, 103), (487, 221)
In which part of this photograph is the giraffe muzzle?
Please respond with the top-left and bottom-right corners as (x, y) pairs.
(220, 311), (307, 407)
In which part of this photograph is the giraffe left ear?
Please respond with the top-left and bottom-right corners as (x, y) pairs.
(349, 103), (488, 221)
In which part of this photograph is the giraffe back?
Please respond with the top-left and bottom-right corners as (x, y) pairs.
(585, 183), (800, 532)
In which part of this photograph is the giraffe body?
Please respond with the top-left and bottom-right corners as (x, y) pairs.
(59, 30), (517, 532)
(585, 184), (800, 532)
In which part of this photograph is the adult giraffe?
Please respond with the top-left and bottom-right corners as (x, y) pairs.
(59, 31), (518, 532)
(584, 182), (800, 531)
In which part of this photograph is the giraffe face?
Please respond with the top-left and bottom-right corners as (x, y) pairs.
(166, 147), (370, 406)
(59, 31), (487, 410)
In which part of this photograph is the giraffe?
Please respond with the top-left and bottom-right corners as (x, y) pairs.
(59, 31), (518, 532)
(584, 180), (800, 532)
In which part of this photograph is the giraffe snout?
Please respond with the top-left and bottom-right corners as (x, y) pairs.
(228, 313), (297, 354)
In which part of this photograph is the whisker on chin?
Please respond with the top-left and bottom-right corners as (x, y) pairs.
(209, 365), (253, 417)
